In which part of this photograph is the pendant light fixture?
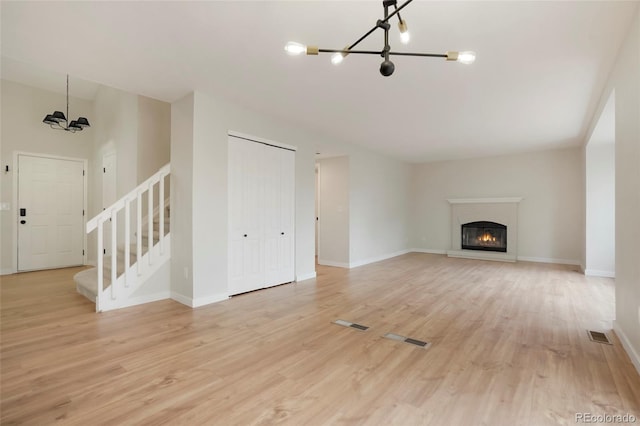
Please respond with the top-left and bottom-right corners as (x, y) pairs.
(42, 74), (90, 133)
(285, 0), (476, 77)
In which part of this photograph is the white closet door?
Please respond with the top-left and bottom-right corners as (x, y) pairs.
(228, 137), (264, 295)
(264, 147), (295, 287)
(228, 135), (295, 295)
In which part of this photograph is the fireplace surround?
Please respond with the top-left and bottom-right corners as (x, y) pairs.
(447, 198), (522, 262)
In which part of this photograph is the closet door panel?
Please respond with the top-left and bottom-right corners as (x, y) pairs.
(241, 140), (265, 293)
(265, 147), (295, 287)
(277, 148), (295, 284)
(228, 137), (247, 294)
(228, 137), (265, 295)
(263, 145), (282, 287)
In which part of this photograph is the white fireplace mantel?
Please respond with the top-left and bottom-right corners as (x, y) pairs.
(447, 197), (523, 262)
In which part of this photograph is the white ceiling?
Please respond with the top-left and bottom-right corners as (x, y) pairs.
(1, 1), (637, 163)
(1, 56), (100, 101)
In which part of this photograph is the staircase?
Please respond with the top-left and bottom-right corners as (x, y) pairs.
(74, 164), (171, 312)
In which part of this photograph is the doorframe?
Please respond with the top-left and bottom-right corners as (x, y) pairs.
(12, 151), (88, 273)
(315, 163), (321, 261)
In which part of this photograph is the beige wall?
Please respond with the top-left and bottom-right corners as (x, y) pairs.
(170, 91), (413, 306)
(0, 80), (93, 274)
(410, 147), (583, 264)
(349, 149), (411, 266)
(317, 156), (350, 266)
(606, 6), (640, 372)
(585, 143), (615, 276)
(137, 95), (170, 183)
(169, 93), (194, 301)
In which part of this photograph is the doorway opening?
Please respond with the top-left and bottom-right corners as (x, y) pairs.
(585, 90), (615, 278)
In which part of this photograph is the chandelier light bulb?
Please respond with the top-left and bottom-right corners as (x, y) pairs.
(331, 52), (344, 65)
(284, 41), (307, 56)
(398, 20), (410, 44)
(457, 51), (476, 64)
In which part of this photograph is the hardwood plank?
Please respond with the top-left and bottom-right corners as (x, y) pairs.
(1, 254), (639, 425)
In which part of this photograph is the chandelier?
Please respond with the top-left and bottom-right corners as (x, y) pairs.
(42, 74), (90, 132)
(285, 0), (476, 76)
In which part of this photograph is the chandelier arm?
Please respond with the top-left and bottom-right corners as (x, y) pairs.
(346, 26), (379, 51)
(388, 52), (448, 58)
(394, 5), (404, 24)
(384, 2), (392, 62)
(345, 0), (414, 52)
(318, 49), (447, 58)
(381, 0), (413, 26)
(319, 49), (383, 55)
(66, 74), (70, 126)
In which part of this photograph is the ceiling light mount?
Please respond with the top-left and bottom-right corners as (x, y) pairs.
(42, 74), (90, 133)
(285, 0), (476, 77)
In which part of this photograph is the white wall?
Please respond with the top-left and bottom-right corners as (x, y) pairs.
(317, 157), (350, 267)
(410, 148), (583, 264)
(585, 143), (615, 276)
(170, 90), (413, 305)
(0, 80), (93, 274)
(176, 91), (319, 305)
(137, 95), (170, 183)
(91, 85), (138, 216)
(589, 6), (640, 373)
(349, 150), (411, 266)
(88, 85), (138, 262)
(169, 93), (194, 301)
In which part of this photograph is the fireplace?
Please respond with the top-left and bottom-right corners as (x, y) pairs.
(461, 221), (507, 253)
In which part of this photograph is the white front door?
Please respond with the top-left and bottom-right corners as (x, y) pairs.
(17, 155), (85, 271)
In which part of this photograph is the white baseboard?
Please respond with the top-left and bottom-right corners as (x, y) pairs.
(584, 269), (615, 278)
(613, 321), (640, 376)
(349, 249), (411, 268)
(296, 272), (316, 282)
(318, 259), (350, 268)
(517, 256), (581, 266)
(170, 292), (193, 307)
(86, 260), (96, 267)
(410, 248), (447, 255)
(0, 268), (15, 276)
(171, 291), (229, 308)
(193, 293), (229, 308)
(112, 291), (171, 310)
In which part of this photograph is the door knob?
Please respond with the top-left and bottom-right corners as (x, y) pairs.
(20, 220), (26, 224)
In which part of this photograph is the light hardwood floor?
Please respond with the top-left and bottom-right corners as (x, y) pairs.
(1, 254), (639, 425)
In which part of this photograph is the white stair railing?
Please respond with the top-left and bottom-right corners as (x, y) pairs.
(86, 163), (171, 312)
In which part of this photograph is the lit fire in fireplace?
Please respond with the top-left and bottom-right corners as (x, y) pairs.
(478, 233), (497, 243)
